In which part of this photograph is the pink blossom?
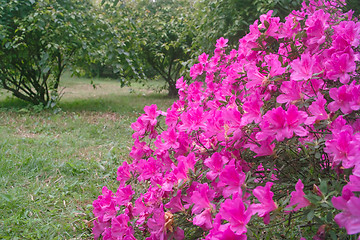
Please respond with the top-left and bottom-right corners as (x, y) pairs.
(136, 157), (161, 182)
(190, 183), (215, 214)
(251, 182), (277, 224)
(277, 80), (304, 105)
(332, 189), (360, 235)
(245, 135), (275, 157)
(324, 127), (358, 168)
(175, 76), (187, 91)
(328, 84), (359, 114)
(259, 11), (280, 37)
(218, 163), (246, 198)
(290, 53), (321, 81)
(219, 195), (253, 235)
(129, 138), (153, 161)
(257, 105), (308, 142)
(326, 52), (356, 84)
(204, 152), (228, 181)
(205, 214), (247, 240)
(93, 186), (117, 222)
(305, 9), (330, 46)
(116, 161), (132, 186)
(193, 208), (213, 230)
(286, 179), (311, 212)
(333, 21), (360, 47)
(241, 91), (264, 125)
(147, 205), (166, 239)
(264, 53), (286, 77)
(143, 104), (162, 126)
(179, 107), (207, 133)
(305, 93), (329, 124)
(190, 63), (204, 80)
(116, 184), (134, 206)
(245, 63), (268, 89)
(165, 190), (185, 213)
(215, 37), (228, 49)
(198, 52), (209, 64)
(93, 218), (110, 240)
(111, 214), (133, 239)
(344, 175), (360, 192)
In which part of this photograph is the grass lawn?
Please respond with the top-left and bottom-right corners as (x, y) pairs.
(0, 74), (175, 239)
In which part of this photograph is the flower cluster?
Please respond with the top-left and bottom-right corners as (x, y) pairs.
(93, 0), (360, 239)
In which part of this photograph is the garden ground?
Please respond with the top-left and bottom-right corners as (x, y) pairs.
(0, 74), (174, 239)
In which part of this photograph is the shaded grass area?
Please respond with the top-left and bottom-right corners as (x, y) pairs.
(0, 76), (175, 239)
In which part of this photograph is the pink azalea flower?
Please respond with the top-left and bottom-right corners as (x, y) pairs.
(190, 183), (215, 214)
(305, 93), (329, 124)
(190, 63), (204, 80)
(165, 190), (185, 213)
(332, 21), (360, 47)
(143, 104), (162, 127)
(215, 37), (228, 49)
(219, 195), (253, 235)
(111, 214), (133, 239)
(251, 182), (278, 224)
(245, 135), (275, 157)
(129, 138), (153, 161)
(241, 90), (264, 125)
(198, 52), (209, 64)
(332, 189), (360, 235)
(328, 85), (353, 114)
(305, 9), (330, 46)
(193, 208), (213, 230)
(245, 63), (268, 89)
(290, 53), (321, 81)
(93, 218), (110, 240)
(205, 214), (247, 240)
(324, 127), (358, 168)
(218, 163), (246, 198)
(257, 105), (308, 142)
(204, 152), (228, 181)
(143, 186), (164, 207)
(187, 81), (204, 103)
(259, 10), (280, 37)
(131, 118), (146, 139)
(116, 161), (132, 186)
(132, 196), (148, 217)
(264, 53), (286, 77)
(286, 179), (311, 212)
(116, 184), (134, 206)
(344, 175), (360, 192)
(179, 107), (207, 133)
(147, 205), (166, 239)
(175, 76), (187, 90)
(160, 171), (177, 192)
(326, 52), (356, 84)
(93, 186), (117, 222)
(136, 157), (161, 182)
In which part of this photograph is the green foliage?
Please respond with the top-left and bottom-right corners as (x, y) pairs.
(131, 0), (196, 96)
(75, 1), (146, 84)
(0, 0), (97, 106)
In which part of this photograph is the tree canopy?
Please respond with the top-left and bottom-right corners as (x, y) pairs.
(0, 0), (96, 105)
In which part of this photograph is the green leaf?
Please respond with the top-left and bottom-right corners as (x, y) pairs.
(307, 209), (315, 221)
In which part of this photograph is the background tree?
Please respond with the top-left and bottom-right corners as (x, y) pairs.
(0, 0), (96, 105)
(132, 0), (196, 96)
(76, 0), (145, 85)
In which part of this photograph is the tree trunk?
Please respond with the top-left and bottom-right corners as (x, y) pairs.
(168, 82), (178, 97)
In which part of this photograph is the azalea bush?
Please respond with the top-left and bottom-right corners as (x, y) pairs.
(92, 0), (360, 239)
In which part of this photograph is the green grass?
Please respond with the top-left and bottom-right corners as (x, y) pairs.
(0, 75), (175, 239)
